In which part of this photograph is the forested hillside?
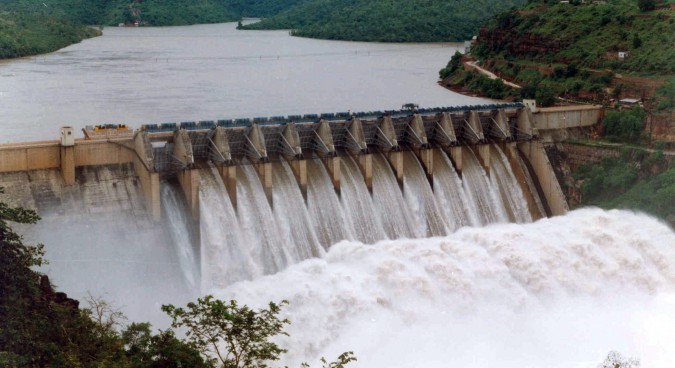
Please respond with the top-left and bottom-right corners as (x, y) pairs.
(474, 0), (675, 74)
(440, 0), (675, 106)
(0, 12), (99, 59)
(241, 0), (527, 42)
(0, 0), (241, 58)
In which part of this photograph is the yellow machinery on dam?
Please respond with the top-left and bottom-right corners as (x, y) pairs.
(0, 103), (603, 222)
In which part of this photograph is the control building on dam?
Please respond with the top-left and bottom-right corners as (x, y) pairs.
(0, 102), (603, 229)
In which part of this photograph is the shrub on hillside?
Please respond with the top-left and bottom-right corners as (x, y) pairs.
(602, 107), (645, 143)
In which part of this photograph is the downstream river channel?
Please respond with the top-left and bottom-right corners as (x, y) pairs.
(0, 22), (489, 143)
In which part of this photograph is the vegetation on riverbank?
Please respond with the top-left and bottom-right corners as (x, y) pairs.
(572, 147), (674, 223)
(0, 12), (100, 59)
(0, 188), (354, 367)
(240, 0), (527, 42)
(440, 0), (675, 105)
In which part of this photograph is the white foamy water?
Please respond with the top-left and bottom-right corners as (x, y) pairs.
(489, 145), (533, 223)
(161, 183), (198, 290)
(214, 209), (675, 368)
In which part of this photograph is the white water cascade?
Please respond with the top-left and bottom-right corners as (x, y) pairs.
(236, 163), (293, 275)
(272, 161), (324, 260)
(306, 158), (354, 247)
(489, 145), (533, 223)
(161, 184), (198, 290)
(199, 166), (258, 291)
(216, 209), (675, 368)
(461, 149), (510, 225)
(401, 151), (449, 236)
(339, 155), (388, 243)
(432, 150), (481, 230)
(197, 147), (553, 292)
(371, 154), (421, 239)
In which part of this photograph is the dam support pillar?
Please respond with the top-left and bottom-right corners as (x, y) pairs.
(289, 159), (308, 201)
(386, 151), (404, 187)
(448, 146), (462, 174)
(476, 144), (491, 176)
(357, 153), (373, 191)
(414, 148), (434, 186)
(501, 142), (545, 221)
(321, 156), (341, 194)
(59, 127), (76, 185)
(255, 162), (273, 208)
(132, 130), (161, 221)
(60, 147), (75, 185)
(518, 140), (568, 216)
(177, 169), (200, 220)
(217, 164), (237, 209)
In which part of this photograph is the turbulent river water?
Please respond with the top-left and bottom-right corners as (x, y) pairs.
(2, 22), (674, 368)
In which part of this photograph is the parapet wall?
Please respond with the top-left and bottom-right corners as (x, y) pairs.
(0, 139), (135, 173)
(534, 105), (603, 131)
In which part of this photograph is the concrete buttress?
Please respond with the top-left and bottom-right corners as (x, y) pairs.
(516, 107), (538, 138)
(314, 119), (336, 155)
(407, 114), (429, 148)
(173, 129), (195, 168)
(435, 112), (458, 146)
(385, 151), (404, 188)
(377, 116), (398, 150)
(246, 124), (268, 161)
(282, 122), (302, 158)
(321, 156), (341, 195)
(466, 111), (486, 143)
(132, 131), (160, 221)
(211, 127), (232, 163)
(491, 109), (511, 140)
(217, 164), (237, 209)
(347, 119), (368, 153)
(518, 140), (568, 216)
(255, 162), (273, 208)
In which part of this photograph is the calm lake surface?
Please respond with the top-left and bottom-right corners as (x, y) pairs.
(0, 22), (489, 143)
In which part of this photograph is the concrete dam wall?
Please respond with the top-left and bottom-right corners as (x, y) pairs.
(0, 103), (602, 294)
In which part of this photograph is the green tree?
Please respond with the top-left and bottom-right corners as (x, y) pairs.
(122, 323), (211, 368)
(602, 107), (645, 142)
(162, 296), (356, 368)
(637, 0), (656, 12)
(656, 77), (675, 110)
(439, 50), (464, 79)
(535, 85), (556, 106)
(162, 296), (290, 368)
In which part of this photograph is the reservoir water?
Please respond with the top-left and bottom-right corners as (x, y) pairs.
(0, 22), (487, 143)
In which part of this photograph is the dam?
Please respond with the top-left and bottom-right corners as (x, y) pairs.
(0, 102), (603, 296)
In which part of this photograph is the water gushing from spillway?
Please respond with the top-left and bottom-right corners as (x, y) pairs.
(199, 166), (259, 290)
(306, 158), (354, 247)
(216, 209), (675, 368)
(339, 155), (388, 243)
(461, 148), (510, 225)
(196, 147), (550, 292)
(401, 151), (449, 237)
(432, 150), (481, 231)
(161, 183), (198, 290)
(489, 145), (533, 223)
(371, 154), (420, 239)
(272, 161), (324, 260)
(236, 163), (293, 275)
